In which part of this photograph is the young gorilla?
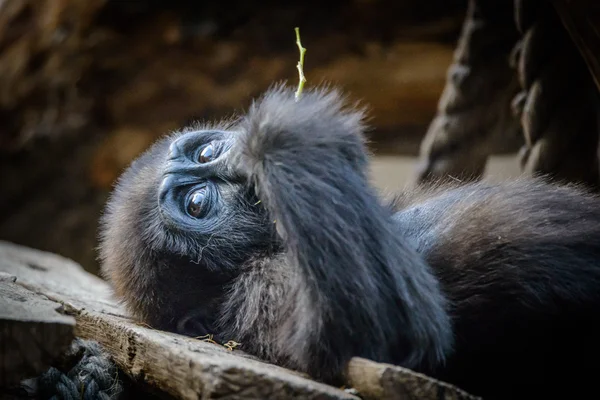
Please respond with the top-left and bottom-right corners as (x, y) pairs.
(99, 85), (600, 399)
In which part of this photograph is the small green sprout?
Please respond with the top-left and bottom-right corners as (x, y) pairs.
(294, 27), (307, 101)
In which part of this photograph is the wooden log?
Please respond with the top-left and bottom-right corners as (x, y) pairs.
(0, 240), (479, 399)
(346, 358), (480, 400)
(0, 272), (75, 387)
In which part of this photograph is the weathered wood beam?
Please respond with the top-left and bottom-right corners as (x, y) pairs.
(346, 357), (479, 400)
(0, 272), (75, 387)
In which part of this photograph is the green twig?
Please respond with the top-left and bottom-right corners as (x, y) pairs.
(294, 27), (307, 101)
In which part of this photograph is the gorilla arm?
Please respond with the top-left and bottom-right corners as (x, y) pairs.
(231, 86), (453, 381)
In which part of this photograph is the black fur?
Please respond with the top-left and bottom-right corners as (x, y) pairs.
(99, 85), (600, 399)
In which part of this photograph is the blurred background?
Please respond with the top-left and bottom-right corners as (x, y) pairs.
(2, 0), (597, 275)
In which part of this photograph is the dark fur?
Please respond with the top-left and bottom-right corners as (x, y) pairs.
(99, 85), (600, 399)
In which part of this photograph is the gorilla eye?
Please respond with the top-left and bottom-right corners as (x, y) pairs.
(187, 188), (207, 218)
(198, 144), (214, 163)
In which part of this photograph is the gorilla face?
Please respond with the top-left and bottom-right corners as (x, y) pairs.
(98, 127), (274, 335)
(158, 130), (238, 233)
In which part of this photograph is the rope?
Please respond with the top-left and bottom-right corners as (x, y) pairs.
(419, 0), (600, 188)
(511, 0), (600, 187)
(30, 339), (124, 400)
(416, 0), (522, 184)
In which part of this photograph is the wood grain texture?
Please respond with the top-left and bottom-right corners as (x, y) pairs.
(0, 272), (75, 387)
(346, 358), (480, 400)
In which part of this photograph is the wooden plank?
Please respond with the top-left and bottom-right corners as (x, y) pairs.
(0, 272), (75, 387)
(0, 240), (479, 399)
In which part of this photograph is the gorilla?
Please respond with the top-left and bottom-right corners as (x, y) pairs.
(99, 85), (600, 399)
